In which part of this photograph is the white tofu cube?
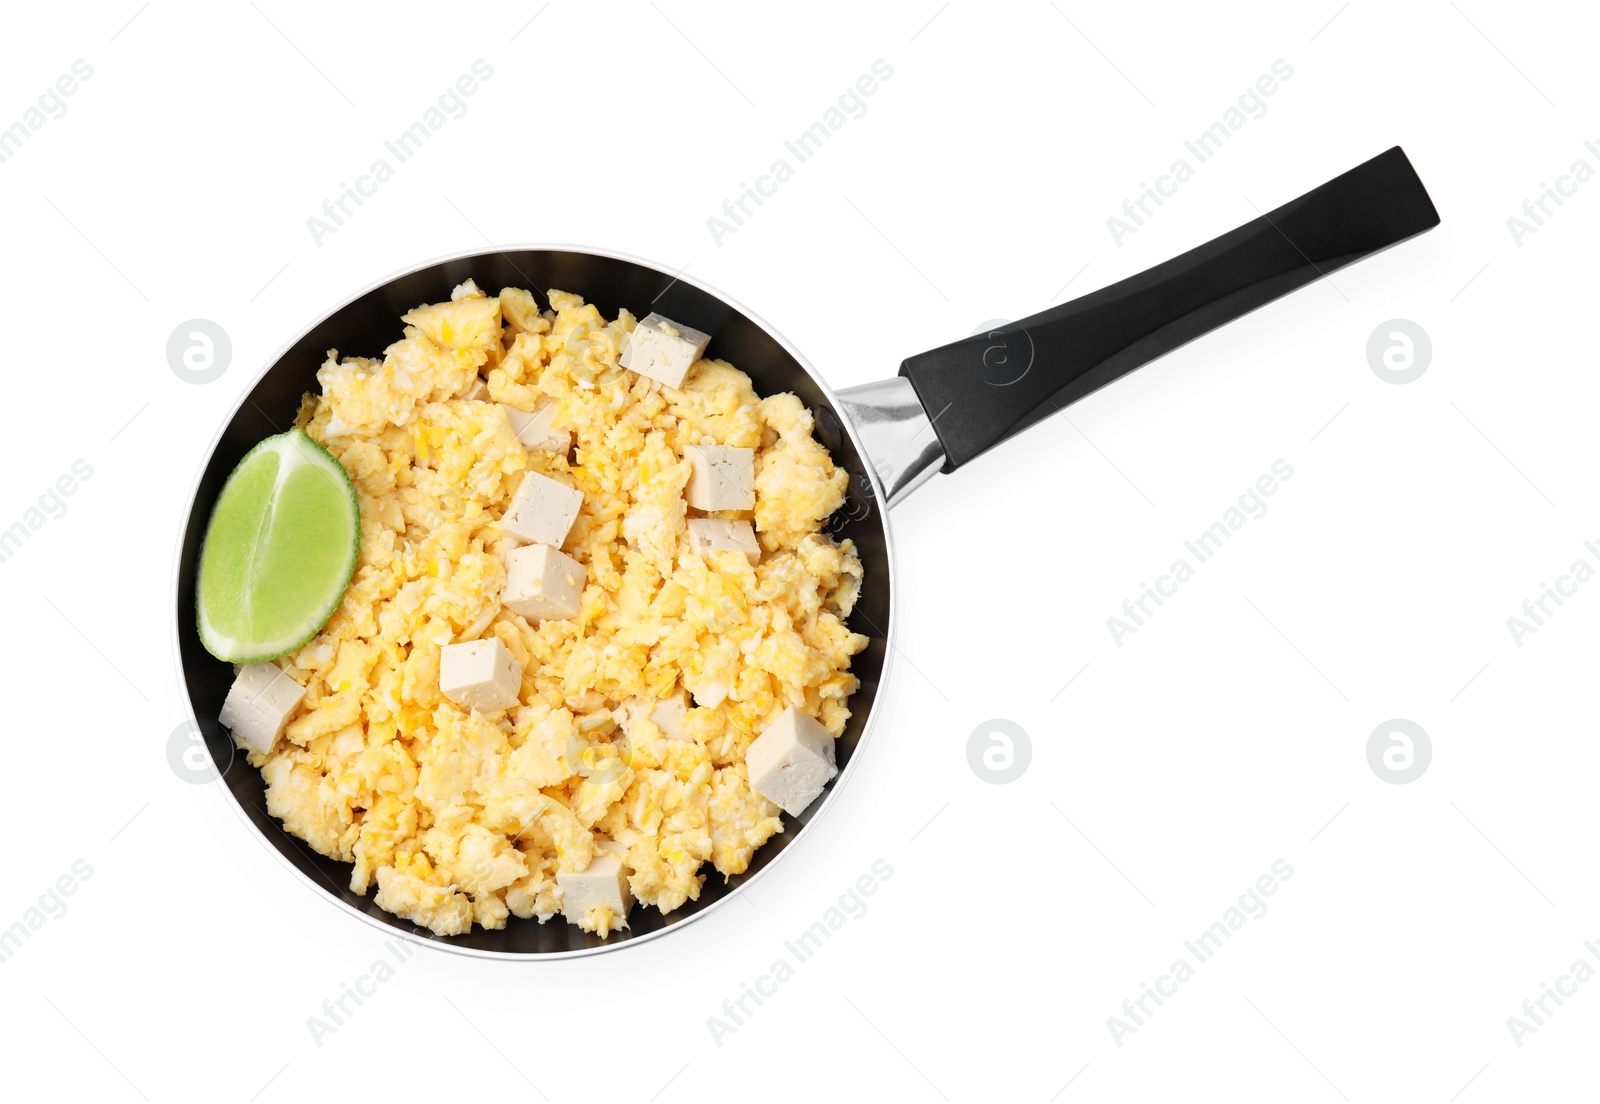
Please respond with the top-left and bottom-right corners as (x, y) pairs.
(686, 517), (760, 564)
(504, 401), (571, 454)
(650, 688), (691, 741)
(558, 852), (633, 925)
(615, 688), (690, 741)
(620, 312), (711, 389)
(746, 706), (837, 817)
(461, 377), (489, 401)
(438, 638), (523, 713)
(503, 543), (586, 621)
(218, 663), (306, 754)
(501, 471), (583, 547)
(684, 445), (755, 511)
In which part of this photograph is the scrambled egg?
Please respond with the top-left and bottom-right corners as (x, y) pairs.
(246, 280), (867, 938)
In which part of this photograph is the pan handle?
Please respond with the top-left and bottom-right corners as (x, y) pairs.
(897, 145), (1441, 473)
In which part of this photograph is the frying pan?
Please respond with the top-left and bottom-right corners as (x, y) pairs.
(175, 146), (1440, 958)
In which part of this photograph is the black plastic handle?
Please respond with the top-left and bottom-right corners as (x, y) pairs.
(900, 146), (1441, 471)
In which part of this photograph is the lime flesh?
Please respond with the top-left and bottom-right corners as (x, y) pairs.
(197, 429), (360, 662)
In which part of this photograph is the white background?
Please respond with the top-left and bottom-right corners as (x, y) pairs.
(1, 1), (1596, 1100)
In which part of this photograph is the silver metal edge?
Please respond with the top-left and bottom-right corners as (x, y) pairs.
(834, 376), (944, 508)
(168, 242), (900, 962)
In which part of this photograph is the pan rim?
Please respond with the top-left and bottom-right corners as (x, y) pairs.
(168, 242), (899, 961)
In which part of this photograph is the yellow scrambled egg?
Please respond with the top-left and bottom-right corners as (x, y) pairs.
(246, 280), (867, 938)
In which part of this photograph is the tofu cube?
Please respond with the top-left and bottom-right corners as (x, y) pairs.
(746, 706), (838, 817)
(501, 471), (583, 547)
(650, 688), (691, 741)
(504, 401), (571, 454)
(218, 663), (306, 754)
(620, 312), (711, 389)
(438, 638), (523, 713)
(503, 543), (586, 621)
(558, 852), (633, 925)
(686, 517), (760, 565)
(630, 688), (688, 739)
(615, 688), (690, 742)
(684, 445), (755, 511)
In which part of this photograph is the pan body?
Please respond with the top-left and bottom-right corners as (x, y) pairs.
(173, 247), (895, 959)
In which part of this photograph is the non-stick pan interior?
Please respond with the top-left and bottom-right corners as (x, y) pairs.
(176, 248), (892, 955)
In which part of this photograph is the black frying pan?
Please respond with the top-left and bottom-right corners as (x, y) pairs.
(175, 146), (1439, 957)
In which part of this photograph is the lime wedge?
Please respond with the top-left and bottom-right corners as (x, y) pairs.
(196, 429), (360, 662)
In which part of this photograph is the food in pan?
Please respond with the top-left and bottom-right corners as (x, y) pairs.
(202, 281), (867, 937)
